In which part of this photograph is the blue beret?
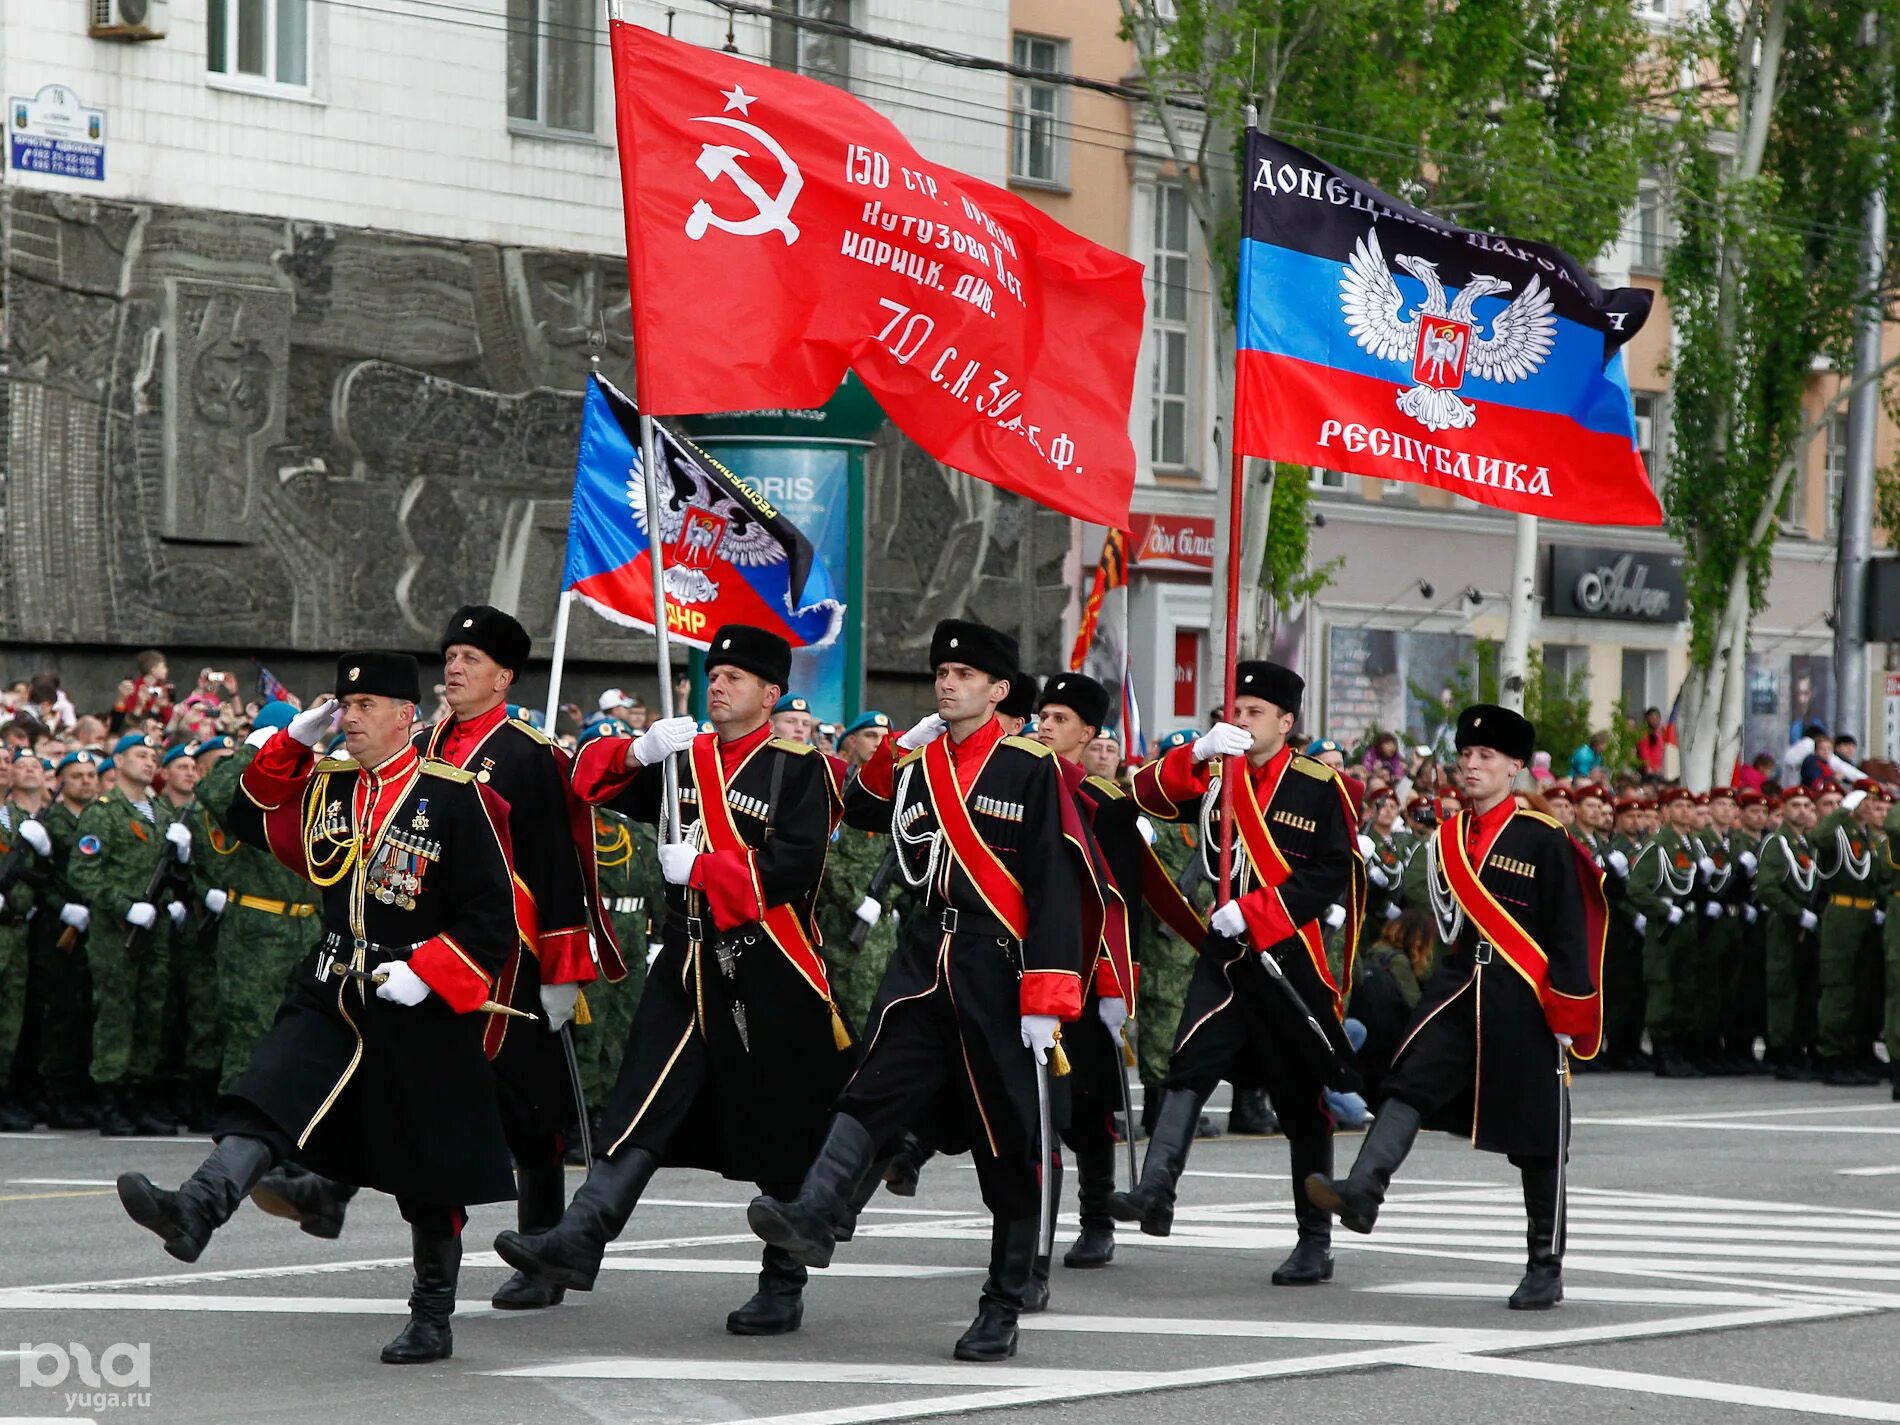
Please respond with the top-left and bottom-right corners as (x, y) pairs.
(112, 732), (161, 757)
(253, 700), (299, 732)
(160, 743), (196, 767)
(1305, 739), (1341, 757)
(8, 746), (35, 762)
(195, 735), (235, 756)
(40, 757), (56, 773)
(57, 749), (99, 773)
(842, 711), (891, 737)
(578, 719), (630, 748)
(773, 694), (812, 715)
(1157, 729), (1197, 753)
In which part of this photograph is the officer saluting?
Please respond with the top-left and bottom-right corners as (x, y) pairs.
(116, 654), (521, 1365)
(1308, 704), (1607, 1311)
(749, 619), (1091, 1363)
(1110, 660), (1361, 1289)
(495, 624), (848, 1339)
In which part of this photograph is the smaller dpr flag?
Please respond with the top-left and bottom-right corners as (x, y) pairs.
(1070, 528), (1129, 671)
(561, 374), (844, 651)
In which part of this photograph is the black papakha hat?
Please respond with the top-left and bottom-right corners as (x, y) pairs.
(336, 652), (422, 704)
(704, 624), (793, 689)
(1233, 660), (1303, 716)
(1454, 703), (1535, 763)
(929, 619), (1019, 681)
(442, 604), (532, 673)
(1037, 671), (1109, 729)
(997, 670), (1038, 720)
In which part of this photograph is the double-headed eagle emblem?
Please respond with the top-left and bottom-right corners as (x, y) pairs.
(628, 450), (786, 607)
(1340, 230), (1556, 432)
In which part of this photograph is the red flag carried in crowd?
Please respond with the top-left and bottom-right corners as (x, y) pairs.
(1070, 528), (1128, 671)
(609, 22), (1146, 529)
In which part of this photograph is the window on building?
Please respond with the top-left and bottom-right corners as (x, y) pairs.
(1149, 183), (1193, 474)
(1309, 468), (1347, 492)
(1632, 390), (1665, 494)
(1825, 412), (1848, 537)
(1632, 182), (1664, 273)
(1621, 648), (1667, 714)
(1010, 34), (1067, 187)
(507, 0), (596, 135)
(1544, 643), (1590, 701)
(207, 0), (308, 87)
(770, 0), (852, 89)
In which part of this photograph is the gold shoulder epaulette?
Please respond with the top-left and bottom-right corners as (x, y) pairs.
(1004, 734), (1053, 758)
(1085, 774), (1126, 799)
(314, 758), (357, 775)
(896, 746), (928, 768)
(1519, 809), (1564, 830)
(508, 717), (552, 745)
(1290, 754), (1336, 781)
(769, 736), (816, 756)
(421, 760), (477, 784)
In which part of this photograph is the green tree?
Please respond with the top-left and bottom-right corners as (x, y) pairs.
(1409, 641), (1593, 763)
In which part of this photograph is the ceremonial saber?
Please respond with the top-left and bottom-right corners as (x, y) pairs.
(1553, 1036), (1570, 1259)
(1033, 1048), (1055, 1260)
(1117, 1022), (1139, 1191)
(329, 963), (539, 1019)
(560, 1022), (595, 1165)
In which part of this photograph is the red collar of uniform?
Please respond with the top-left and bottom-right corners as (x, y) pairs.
(362, 743), (420, 785)
(440, 700), (509, 763)
(1246, 742), (1293, 791)
(1465, 794), (1516, 859)
(713, 718), (773, 776)
(947, 714), (1005, 789)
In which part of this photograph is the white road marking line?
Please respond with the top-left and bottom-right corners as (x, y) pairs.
(1576, 1117), (1900, 1136)
(1019, 1314), (1540, 1347)
(1412, 1352), (1900, 1421)
(1579, 1101), (1900, 1123)
(6, 1178), (119, 1187)
(0, 1290), (503, 1316)
(1359, 1281), (1787, 1307)
(1840, 1165), (1900, 1176)
(594, 1258), (979, 1278)
(489, 1358), (1161, 1387)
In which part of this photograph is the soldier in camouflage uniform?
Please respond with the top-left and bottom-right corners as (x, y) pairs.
(26, 750), (104, 1127)
(1758, 785), (1822, 1079)
(1724, 789), (1769, 1072)
(1626, 787), (1703, 1078)
(196, 710), (327, 1099)
(155, 742), (223, 1130)
(578, 719), (657, 1121)
(1882, 798), (1900, 1100)
(813, 712), (902, 1035)
(1687, 790), (1746, 1072)
(1811, 780), (1889, 1085)
(0, 751), (52, 1128)
(70, 732), (194, 1135)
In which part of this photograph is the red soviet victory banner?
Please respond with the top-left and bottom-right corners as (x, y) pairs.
(609, 22), (1147, 529)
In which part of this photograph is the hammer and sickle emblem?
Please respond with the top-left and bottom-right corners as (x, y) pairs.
(684, 115), (803, 245)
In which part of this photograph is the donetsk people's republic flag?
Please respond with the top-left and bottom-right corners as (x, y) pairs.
(1237, 134), (1662, 526)
(561, 374), (844, 651)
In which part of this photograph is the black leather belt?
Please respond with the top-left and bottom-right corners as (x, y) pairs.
(320, 930), (419, 959)
(1471, 939), (1495, 965)
(934, 905), (1019, 940)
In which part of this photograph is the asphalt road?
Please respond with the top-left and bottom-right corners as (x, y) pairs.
(4, 1073), (1900, 1424)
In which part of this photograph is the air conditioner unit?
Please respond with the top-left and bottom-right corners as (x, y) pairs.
(89, 0), (168, 41)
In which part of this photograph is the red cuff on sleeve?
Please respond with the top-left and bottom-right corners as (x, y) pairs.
(691, 849), (762, 932)
(1237, 885), (1297, 949)
(856, 736), (896, 801)
(1541, 986), (1600, 1040)
(536, 925), (598, 986)
(572, 736), (640, 805)
(1020, 969), (1084, 1020)
(240, 730), (314, 810)
(1093, 957), (1139, 1000)
(408, 936), (493, 1015)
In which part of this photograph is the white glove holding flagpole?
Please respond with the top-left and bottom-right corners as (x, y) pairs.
(896, 713), (947, 751)
(1193, 723), (1250, 764)
(1210, 901), (1247, 939)
(634, 716), (698, 766)
(659, 843), (699, 886)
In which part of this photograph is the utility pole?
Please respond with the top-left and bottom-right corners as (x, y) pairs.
(1497, 514), (1540, 714)
(1835, 11), (1889, 746)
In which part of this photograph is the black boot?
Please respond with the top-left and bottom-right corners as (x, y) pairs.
(726, 1245), (806, 1335)
(130, 1081), (178, 1135)
(1139, 1082), (1160, 1137)
(748, 1114), (877, 1270)
(1304, 1100), (1420, 1235)
(117, 1134), (276, 1262)
(45, 1085), (97, 1130)
(1652, 1041), (1703, 1078)
(250, 1164), (359, 1240)
(381, 1223), (460, 1364)
(1227, 1087), (1278, 1135)
(0, 1098), (34, 1131)
(1063, 1139), (1116, 1268)
(493, 1146), (658, 1293)
(954, 1213), (1035, 1362)
(492, 1159), (569, 1309)
(1822, 1057), (1878, 1087)
(1022, 1153), (1060, 1312)
(1271, 1135), (1335, 1285)
(97, 1085), (137, 1138)
(880, 1130), (931, 1198)
(1508, 1163), (1564, 1310)
(1106, 1087), (1203, 1237)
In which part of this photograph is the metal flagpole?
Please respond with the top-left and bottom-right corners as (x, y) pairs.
(638, 411), (683, 843)
(542, 589), (575, 733)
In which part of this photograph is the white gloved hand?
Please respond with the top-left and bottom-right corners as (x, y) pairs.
(204, 888), (228, 915)
(658, 842), (699, 886)
(1740, 850), (1758, 873)
(1210, 901), (1247, 939)
(167, 901), (187, 927)
(539, 981), (579, 1032)
(1632, 912), (1647, 935)
(1608, 849), (1629, 877)
(1799, 909), (1819, 932)
(1097, 996), (1128, 1035)
(646, 940), (664, 969)
(59, 903), (90, 931)
(633, 716), (699, 766)
(1367, 864), (1391, 889)
(1666, 905), (1684, 926)
(244, 725), (276, 749)
(126, 902), (158, 929)
(18, 819), (50, 857)
(165, 821), (192, 862)
(896, 713), (948, 751)
(1020, 1013), (1060, 1064)
(1555, 1033), (1574, 1048)
(1324, 903), (1347, 930)
(1356, 834), (1376, 859)
(1136, 815), (1157, 845)
(1384, 901), (1402, 922)
(287, 697), (339, 748)
(373, 960), (431, 1007)
(1697, 855), (1716, 876)
(854, 896), (882, 926)
(1744, 905), (1758, 924)
(1193, 722), (1252, 764)
(1879, 909), (1888, 927)
(1704, 901), (1722, 920)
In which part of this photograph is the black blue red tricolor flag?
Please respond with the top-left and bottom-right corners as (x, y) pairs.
(1237, 133), (1662, 526)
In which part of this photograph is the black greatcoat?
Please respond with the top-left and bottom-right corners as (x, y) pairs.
(574, 730), (847, 1185)
(1384, 809), (1598, 1160)
(1131, 745), (1359, 1139)
(1059, 770), (1143, 1131)
(220, 747), (519, 1206)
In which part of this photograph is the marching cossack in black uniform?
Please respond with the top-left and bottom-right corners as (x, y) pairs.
(748, 619), (1097, 1362)
(1308, 703), (1607, 1310)
(116, 652), (523, 1364)
(494, 624), (851, 1338)
(1111, 660), (1364, 1288)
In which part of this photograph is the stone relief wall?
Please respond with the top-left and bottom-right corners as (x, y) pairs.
(0, 188), (1069, 676)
